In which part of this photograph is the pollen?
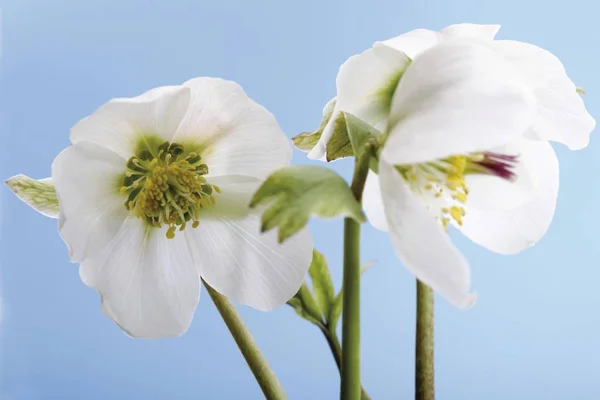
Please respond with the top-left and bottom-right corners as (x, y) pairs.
(397, 151), (518, 232)
(119, 141), (219, 239)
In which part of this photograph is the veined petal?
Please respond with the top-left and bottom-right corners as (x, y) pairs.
(460, 139), (559, 254)
(203, 174), (264, 219)
(70, 86), (191, 159)
(186, 213), (313, 311)
(79, 219), (200, 339)
(172, 77), (291, 180)
(379, 24), (501, 60)
(363, 170), (389, 232)
(379, 159), (476, 308)
(335, 45), (411, 133)
(52, 142), (129, 263)
(383, 40), (535, 166)
(492, 40), (595, 150)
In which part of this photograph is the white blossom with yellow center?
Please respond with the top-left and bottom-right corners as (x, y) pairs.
(300, 24), (595, 307)
(41, 77), (312, 338)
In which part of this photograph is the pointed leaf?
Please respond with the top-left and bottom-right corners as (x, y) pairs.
(250, 165), (366, 243)
(287, 297), (323, 326)
(308, 250), (335, 316)
(5, 174), (59, 218)
(297, 284), (323, 321)
(329, 291), (344, 333)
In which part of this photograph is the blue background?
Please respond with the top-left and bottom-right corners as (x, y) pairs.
(1, 1), (599, 399)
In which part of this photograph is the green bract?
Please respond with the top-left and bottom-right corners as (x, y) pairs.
(5, 174), (60, 218)
(324, 111), (353, 161)
(249, 165), (365, 243)
(291, 99), (337, 152)
(293, 110), (381, 163)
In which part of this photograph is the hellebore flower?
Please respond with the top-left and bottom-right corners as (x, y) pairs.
(8, 77), (313, 338)
(296, 25), (594, 306)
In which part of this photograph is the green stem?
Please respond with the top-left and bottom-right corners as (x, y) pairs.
(340, 218), (361, 400)
(340, 147), (372, 400)
(415, 280), (435, 400)
(204, 280), (287, 400)
(319, 325), (372, 400)
(320, 325), (343, 370)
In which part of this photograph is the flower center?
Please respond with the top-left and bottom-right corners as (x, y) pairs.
(397, 152), (518, 230)
(119, 141), (220, 239)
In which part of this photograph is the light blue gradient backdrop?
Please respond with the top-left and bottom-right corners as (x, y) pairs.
(1, 1), (598, 399)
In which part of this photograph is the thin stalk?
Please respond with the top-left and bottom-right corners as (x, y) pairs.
(415, 280), (434, 400)
(204, 280), (287, 400)
(340, 144), (373, 400)
(318, 325), (372, 400)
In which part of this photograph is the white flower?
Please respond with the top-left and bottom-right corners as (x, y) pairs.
(308, 23), (594, 161)
(378, 23), (595, 150)
(303, 24), (595, 307)
(43, 77), (312, 338)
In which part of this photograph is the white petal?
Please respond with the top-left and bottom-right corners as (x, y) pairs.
(383, 40), (535, 165)
(335, 44), (411, 132)
(172, 77), (291, 179)
(321, 97), (337, 119)
(306, 115), (337, 162)
(465, 136), (540, 211)
(306, 98), (338, 161)
(186, 213), (313, 311)
(79, 219), (201, 339)
(377, 28), (440, 59)
(492, 40), (595, 150)
(203, 174), (264, 219)
(440, 23), (501, 41)
(52, 142), (129, 263)
(379, 24), (500, 60)
(379, 160), (476, 308)
(70, 85), (191, 159)
(309, 44), (409, 162)
(460, 140), (559, 254)
(362, 170), (389, 231)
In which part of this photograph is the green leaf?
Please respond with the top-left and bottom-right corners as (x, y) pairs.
(292, 98), (336, 152)
(286, 282), (325, 326)
(328, 291), (344, 333)
(297, 284), (323, 321)
(325, 112), (353, 161)
(325, 112), (381, 162)
(249, 165), (366, 243)
(293, 103), (382, 163)
(343, 112), (381, 160)
(287, 297), (323, 326)
(308, 250), (335, 317)
(327, 260), (376, 332)
(5, 174), (59, 218)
